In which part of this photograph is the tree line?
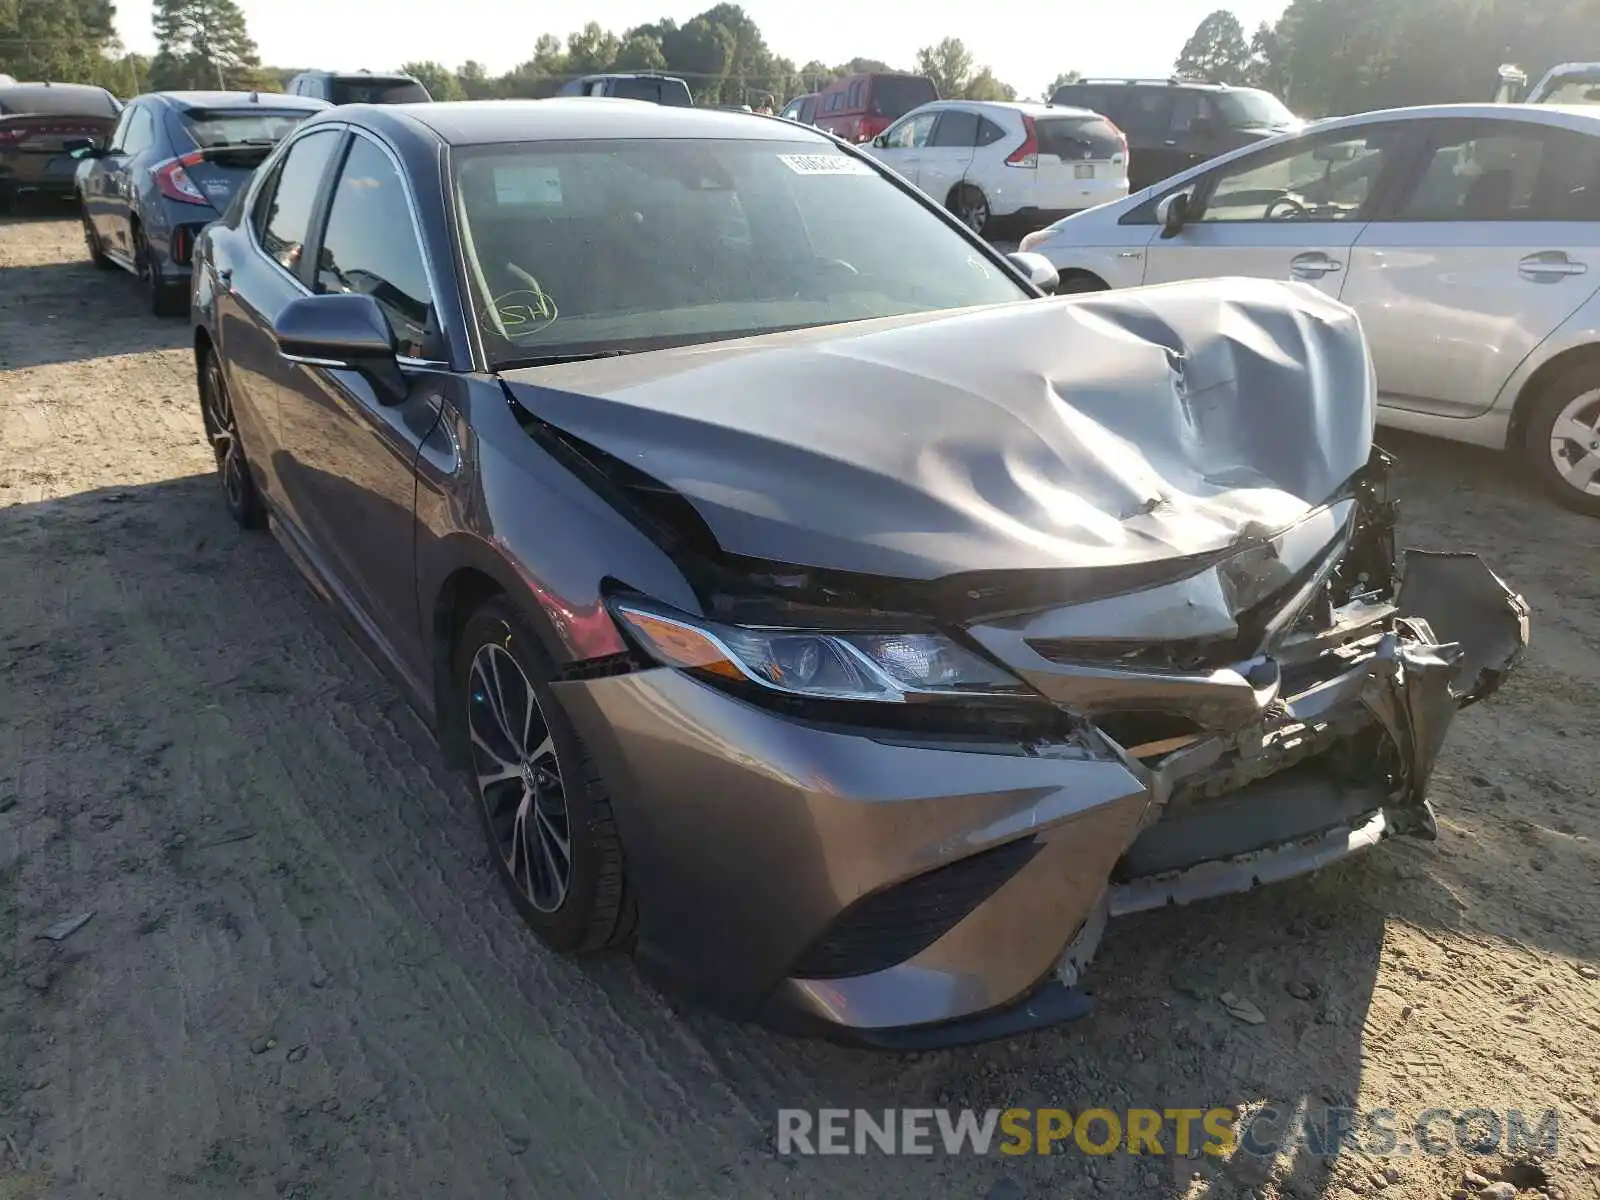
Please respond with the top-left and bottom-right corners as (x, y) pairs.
(1175, 0), (1600, 117)
(1, 0), (1045, 105)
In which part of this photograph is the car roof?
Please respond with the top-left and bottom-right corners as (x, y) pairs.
(1309, 101), (1600, 131)
(920, 99), (1101, 119)
(351, 98), (836, 145)
(149, 90), (330, 111)
(0, 82), (111, 97)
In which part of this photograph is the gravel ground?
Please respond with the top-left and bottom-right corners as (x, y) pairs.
(1, 211), (1598, 1200)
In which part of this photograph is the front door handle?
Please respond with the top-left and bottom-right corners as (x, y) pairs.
(1519, 251), (1587, 281)
(1290, 251), (1343, 280)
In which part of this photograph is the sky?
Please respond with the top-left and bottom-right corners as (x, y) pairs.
(112, 0), (1290, 99)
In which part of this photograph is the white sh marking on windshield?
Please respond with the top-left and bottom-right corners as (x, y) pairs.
(778, 154), (873, 176)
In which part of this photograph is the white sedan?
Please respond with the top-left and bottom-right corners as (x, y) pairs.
(864, 100), (1128, 235)
(1021, 103), (1600, 516)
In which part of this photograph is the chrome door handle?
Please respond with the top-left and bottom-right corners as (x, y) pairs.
(1518, 252), (1587, 281)
(1290, 251), (1343, 279)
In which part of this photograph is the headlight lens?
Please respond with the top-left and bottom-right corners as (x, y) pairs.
(610, 597), (1033, 703)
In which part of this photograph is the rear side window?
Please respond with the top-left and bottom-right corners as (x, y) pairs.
(1396, 125), (1547, 221)
(824, 91), (842, 114)
(1054, 86), (1113, 119)
(315, 135), (435, 356)
(181, 109), (313, 148)
(930, 110), (979, 147)
(975, 117), (1006, 146)
(1116, 88), (1176, 137)
(253, 128), (341, 273)
(1036, 116), (1124, 160)
(327, 77), (430, 105)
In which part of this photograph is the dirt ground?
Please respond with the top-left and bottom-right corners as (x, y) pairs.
(1, 211), (1597, 1200)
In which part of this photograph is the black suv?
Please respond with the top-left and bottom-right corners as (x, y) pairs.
(1048, 78), (1301, 190)
(556, 73), (693, 106)
(285, 70), (431, 105)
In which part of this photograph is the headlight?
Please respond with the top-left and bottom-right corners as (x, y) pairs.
(609, 596), (1035, 703)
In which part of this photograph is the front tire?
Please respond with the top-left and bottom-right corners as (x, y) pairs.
(199, 347), (266, 530)
(454, 598), (633, 954)
(1522, 365), (1600, 518)
(81, 205), (113, 269)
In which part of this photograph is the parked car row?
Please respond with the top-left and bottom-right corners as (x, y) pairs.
(178, 96), (1525, 1047)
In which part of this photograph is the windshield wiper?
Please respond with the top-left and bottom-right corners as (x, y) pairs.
(496, 349), (634, 370)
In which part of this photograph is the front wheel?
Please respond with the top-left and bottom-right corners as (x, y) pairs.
(454, 598), (634, 954)
(1523, 367), (1600, 518)
(199, 348), (266, 529)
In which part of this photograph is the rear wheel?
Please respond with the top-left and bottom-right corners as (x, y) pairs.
(135, 225), (185, 317)
(949, 184), (991, 237)
(199, 346), (266, 530)
(1523, 365), (1600, 518)
(454, 598), (634, 954)
(80, 205), (113, 269)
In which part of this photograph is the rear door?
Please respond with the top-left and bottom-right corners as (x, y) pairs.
(917, 108), (979, 206)
(1167, 91), (1230, 172)
(1143, 122), (1408, 298)
(1118, 87), (1180, 188)
(1341, 118), (1600, 418)
(1033, 113), (1127, 211)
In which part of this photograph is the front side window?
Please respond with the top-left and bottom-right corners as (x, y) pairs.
(1117, 88), (1176, 137)
(255, 128), (341, 273)
(1170, 93), (1214, 134)
(1213, 89), (1297, 129)
(315, 135), (435, 356)
(883, 112), (935, 149)
(1197, 129), (1397, 222)
(453, 138), (1029, 366)
(115, 106), (155, 155)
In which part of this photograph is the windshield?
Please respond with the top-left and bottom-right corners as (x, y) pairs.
(182, 109), (313, 147)
(869, 76), (937, 117)
(1538, 73), (1600, 104)
(1213, 89), (1296, 128)
(328, 77), (430, 105)
(453, 138), (1027, 366)
(0, 86), (117, 117)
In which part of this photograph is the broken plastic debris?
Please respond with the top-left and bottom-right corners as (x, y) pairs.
(1220, 991), (1267, 1024)
(39, 911), (93, 942)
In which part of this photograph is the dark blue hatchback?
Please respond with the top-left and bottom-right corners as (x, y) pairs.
(74, 90), (328, 315)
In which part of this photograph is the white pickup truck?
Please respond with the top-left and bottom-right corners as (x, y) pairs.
(1494, 62), (1600, 105)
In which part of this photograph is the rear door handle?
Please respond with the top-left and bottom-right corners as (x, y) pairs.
(1518, 251), (1587, 281)
(1290, 251), (1343, 279)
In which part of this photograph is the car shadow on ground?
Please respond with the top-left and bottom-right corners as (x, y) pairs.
(3, 439), (1593, 1198)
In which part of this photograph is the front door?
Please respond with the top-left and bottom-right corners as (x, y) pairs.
(871, 110), (937, 186)
(96, 103), (156, 256)
(1340, 118), (1600, 418)
(276, 130), (445, 685)
(1143, 123), (1408, 298)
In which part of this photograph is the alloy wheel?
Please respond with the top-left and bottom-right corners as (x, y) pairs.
(1548, 387), (1600, 500)
(958, 189), (990, 235)
(203, 355), (248, 513)
(467, 643), (572, 914)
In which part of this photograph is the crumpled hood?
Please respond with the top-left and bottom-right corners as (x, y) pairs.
(500, 277), (1375, 580)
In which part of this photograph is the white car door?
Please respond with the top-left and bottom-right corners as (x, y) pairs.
(1142, 124), (1408, 298)
(916, 108), (979, 208)
(868, 110), (938, 187)
(1340, 118), (1600, 418)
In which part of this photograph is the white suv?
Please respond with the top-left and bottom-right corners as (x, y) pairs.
(863, 100), (1129, 236)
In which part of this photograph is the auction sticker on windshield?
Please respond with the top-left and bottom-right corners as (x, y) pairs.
(779, 153), (874, 175)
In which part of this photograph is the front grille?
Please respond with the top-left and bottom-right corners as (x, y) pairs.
(791, 837), (1043, 979)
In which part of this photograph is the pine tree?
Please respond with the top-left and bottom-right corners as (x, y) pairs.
(150, 0), (261, 90)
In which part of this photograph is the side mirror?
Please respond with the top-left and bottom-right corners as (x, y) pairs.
(272, 292), (407, 405)
(1006, 250), (1060, 295)
(871, 134), (888, 148)
(1155, 190), (1191, 239)
(64, 138), (102, 159)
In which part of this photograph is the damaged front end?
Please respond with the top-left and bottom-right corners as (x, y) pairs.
(963, 449), (1530, 946)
